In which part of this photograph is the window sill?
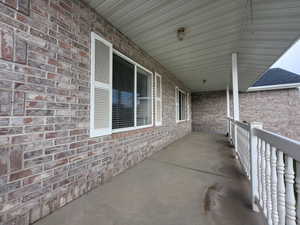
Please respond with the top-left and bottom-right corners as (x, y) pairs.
(176, 120), (187, 124)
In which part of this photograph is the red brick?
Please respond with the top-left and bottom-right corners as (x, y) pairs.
(0, 25), (13, 61)
(14, 37), (27, 64)
(9, 165), (43, 181)
(10, 145), (23, 171)
(0, 146), (9, 176)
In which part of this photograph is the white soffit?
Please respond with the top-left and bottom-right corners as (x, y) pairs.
(84, 0), (300, 92)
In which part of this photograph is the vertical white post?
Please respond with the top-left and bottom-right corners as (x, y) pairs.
(277, 151), (286, 225)
(266, 143), (273, 225)
(226, 85), (231, 139)
(285, 156), (296, 225)
(250, 122), (262, 212)
(232, 53), (239, 154)
(295, 161), (300, 225)
(271, 147), (279, 225)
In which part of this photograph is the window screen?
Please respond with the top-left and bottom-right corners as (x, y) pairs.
(137, 67), (152, 126)
(112, 54), (135, 129)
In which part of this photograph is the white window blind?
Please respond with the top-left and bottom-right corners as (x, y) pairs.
(155, 73), (162, 126)
(90, 32), (112, 137)
(112, 54), (135, 130)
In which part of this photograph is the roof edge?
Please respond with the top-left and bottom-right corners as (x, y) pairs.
(247, 82), (300, 92)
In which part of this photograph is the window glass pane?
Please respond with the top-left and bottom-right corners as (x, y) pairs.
(95, 39), (110, 84)
(137, 67), (152, 126)
(112, 54), (135, 129)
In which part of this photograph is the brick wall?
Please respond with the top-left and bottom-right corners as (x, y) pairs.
(0, 1), (192, 224)
(192, 89), (300, 141)
(192, 91), (227, 134)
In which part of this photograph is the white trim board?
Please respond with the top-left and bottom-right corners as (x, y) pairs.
(247, 83), (300, 92)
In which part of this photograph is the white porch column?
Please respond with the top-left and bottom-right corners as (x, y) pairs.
(232, 53), (240, 153)
(232, 53), (240, 121)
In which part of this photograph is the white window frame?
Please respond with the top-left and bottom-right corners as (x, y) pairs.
(112, 50), (154, 133)
(90, 32), (113, 137)
(155, 73), (162, 126)
(175, 87), (187, 123)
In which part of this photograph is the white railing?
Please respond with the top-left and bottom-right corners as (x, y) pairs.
(227, 118), (300, 225)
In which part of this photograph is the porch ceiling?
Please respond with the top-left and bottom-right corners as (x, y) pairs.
(84, 0), (300, 92)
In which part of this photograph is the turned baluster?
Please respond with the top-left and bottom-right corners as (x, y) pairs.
(285, 155), (296, 225)
(277, 151), (285, 225)
(257, 138), (262, 207)
(271, 147), (279, 225)
(296, 161), (300, 225)
(261, 140), (267, 216)
(265, 143), (272, 225)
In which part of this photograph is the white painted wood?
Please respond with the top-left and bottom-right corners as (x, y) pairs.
(247, 82), (300, 92)
(265, 143), (273, 225)
(253, 128), (300, 161)
(261, 140), (267, 216)
(226, 85), (230, 136)
(90, 32), (113, 138)
(231, 53), (239, 121)
(285, 156), (296, 225)
(232, 53), (239, 156)
(296, 161), (300, 225)
(250, 122), (263, 212)
(235, 120), (250, 131)
(277, 151), (286, 225)
(271, 146), (279, 225)
(155, 73), (162, 126)
(258, 138), (263, 208)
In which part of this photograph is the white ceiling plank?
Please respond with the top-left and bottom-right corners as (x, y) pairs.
(82, 0), (300, 91)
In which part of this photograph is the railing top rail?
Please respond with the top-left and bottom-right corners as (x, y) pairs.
(235, 120), (250, 131)
(227, 117), (234, 122)
(253, 128), (300, 161)
(227, 117), (250, 131)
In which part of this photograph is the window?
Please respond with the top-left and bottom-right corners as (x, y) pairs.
(90, 32), (112, 137)
(91, 33), (153, 136)
(112, 51), (153, 132)
(175, 87), (187, 122)
(187, 92), (190, 120)
(112, 54), (135, 129)
(155, 73), (162, 126)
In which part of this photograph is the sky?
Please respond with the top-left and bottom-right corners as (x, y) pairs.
(270, 39), (300, 75)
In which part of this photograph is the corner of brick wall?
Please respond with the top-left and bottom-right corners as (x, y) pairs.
(191, 89), (300, 141)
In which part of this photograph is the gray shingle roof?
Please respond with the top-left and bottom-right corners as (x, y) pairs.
(253, 68), (300, 87)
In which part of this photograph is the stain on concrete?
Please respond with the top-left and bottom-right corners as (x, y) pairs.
(204, 183), (222, 213)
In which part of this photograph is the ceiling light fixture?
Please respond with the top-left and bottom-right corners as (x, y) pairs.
(177, 27), (186, 41)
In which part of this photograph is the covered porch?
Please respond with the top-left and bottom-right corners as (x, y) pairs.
(0, 0), (300, 225)
(35, 132), (265, 225)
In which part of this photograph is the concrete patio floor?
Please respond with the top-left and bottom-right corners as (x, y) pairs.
(35, 132), (265, 225)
